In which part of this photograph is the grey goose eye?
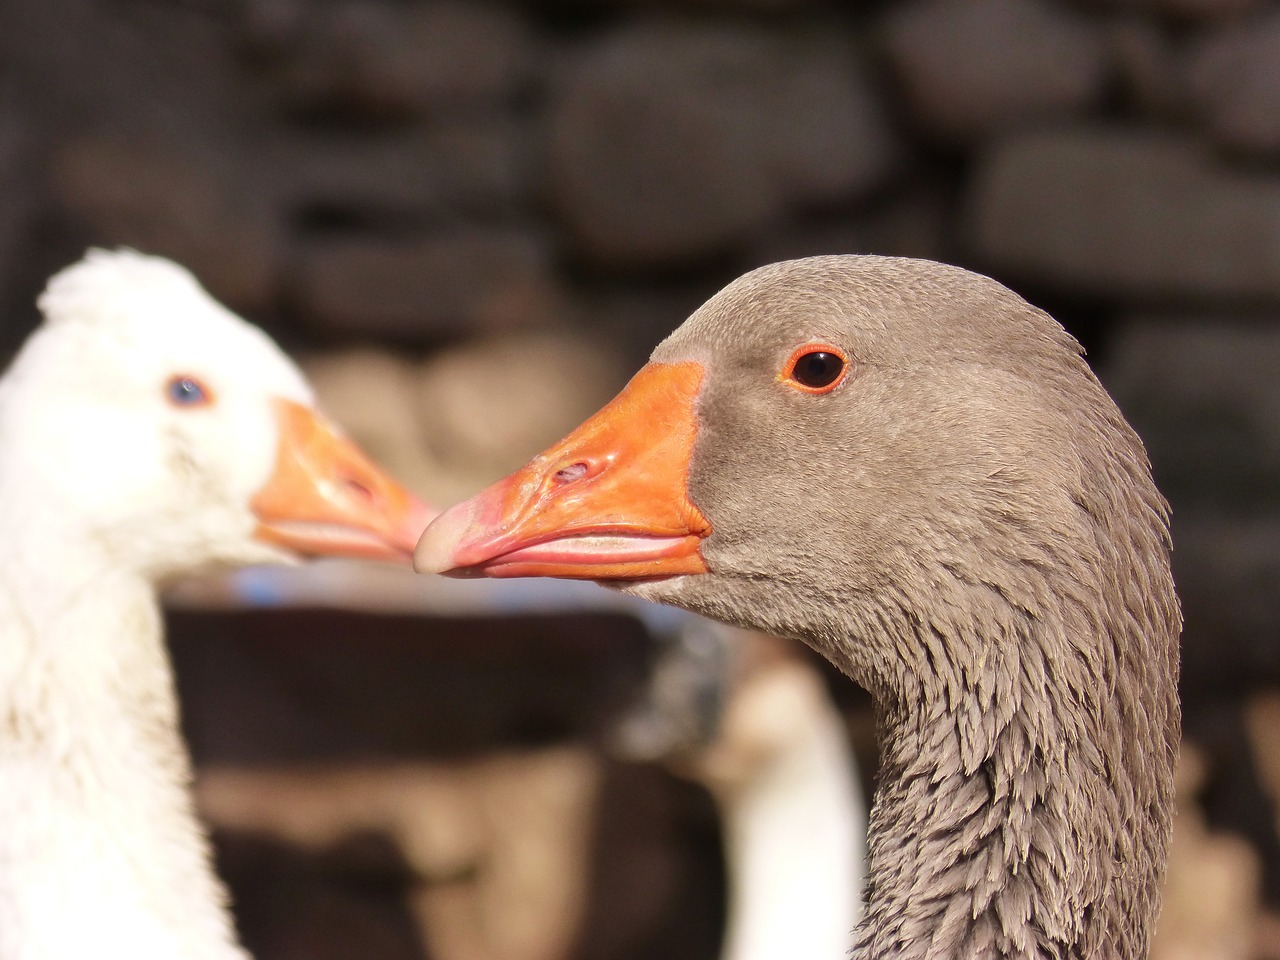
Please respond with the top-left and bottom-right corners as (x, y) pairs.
(782, 344), (848, 394)
(166, 375), (213, 408)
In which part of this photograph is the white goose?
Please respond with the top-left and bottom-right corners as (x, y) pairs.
(0, 250), (431, 960)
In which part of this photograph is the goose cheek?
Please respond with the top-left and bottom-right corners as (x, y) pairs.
(415, 361), (712, 581)
(251, 398), (435, 564)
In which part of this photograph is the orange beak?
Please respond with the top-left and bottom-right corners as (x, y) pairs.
(415, 361), (711, 581)
(251, 399), (435, 565)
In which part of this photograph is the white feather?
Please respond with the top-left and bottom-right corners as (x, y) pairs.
(0, 250), (318, 960)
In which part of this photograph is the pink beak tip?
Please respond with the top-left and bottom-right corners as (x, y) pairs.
(413, 498), (478, 575)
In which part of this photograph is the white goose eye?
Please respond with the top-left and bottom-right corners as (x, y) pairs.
(166, 375), (213, 409)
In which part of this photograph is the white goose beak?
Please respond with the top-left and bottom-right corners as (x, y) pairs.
(251, 399), (435, 565)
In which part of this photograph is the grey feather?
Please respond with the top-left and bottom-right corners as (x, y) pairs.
(630, 255), (1180, 960)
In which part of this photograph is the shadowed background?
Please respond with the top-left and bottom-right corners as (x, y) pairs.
(0, 0), (1278, 957)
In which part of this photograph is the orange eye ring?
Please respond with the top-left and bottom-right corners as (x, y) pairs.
(165, 374), (215, 409)
(780, 343), (849, 394)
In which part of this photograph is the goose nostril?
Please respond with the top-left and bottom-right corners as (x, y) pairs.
(554, 462), (590, 484)
(342, 476), (375, 503)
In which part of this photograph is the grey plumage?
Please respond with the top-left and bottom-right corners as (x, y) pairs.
(416, 253), (1182, 959)
(627, 256), (1181, 960)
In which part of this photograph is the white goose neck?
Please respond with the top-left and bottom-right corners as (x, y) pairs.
(0, 511), (246, 960)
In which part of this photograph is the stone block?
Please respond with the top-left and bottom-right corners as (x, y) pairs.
(275, 117), (533, 223)
(1102, 316), (1280, 695)
(879, 0), (1107, 142)
(1188, 9), (1280, 157)
(569, 283), (727, 368)
(965, 127), (1280, 301)
(764, 32), (900, 209)
(291, 227), (565, 341)
(1104, 16), (1187, 121)
(411, 331), (632, 502)
(545, 21), (895, 268)
(0, 98), (38, 339)
(1088, 0), (1267, 20)
(1103, 317), (1280, 509)
(751, 181), (952, 267)
(48, 132), (285, 315)
(249, 0), (537, 121)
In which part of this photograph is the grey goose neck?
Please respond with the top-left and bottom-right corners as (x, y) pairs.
(413, 254), (1183, 960)
(650, 256), (1181, 960)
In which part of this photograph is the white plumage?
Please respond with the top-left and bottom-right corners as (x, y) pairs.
(0, 250), (428, 960)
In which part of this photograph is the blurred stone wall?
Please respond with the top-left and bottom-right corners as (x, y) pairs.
(0, 0), (1270, 357)
(4, 0), (1280, 954)
(4, 0), (1277, 684)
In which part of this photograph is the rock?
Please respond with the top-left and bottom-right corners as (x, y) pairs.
(1, 0), (237, 126)
(545, 23), (778, 270)
(878, 0), (1108, 143)
(1188, 9), (1280, 157)
(300, 349), (445, 504)
(290, 227), (564, 342)
(48, 132), (285, 315)
(214, 829), (423, 960)
(0, 97), (38, 340)
(421, 118), (536, 216)
(1171, 513), (1280, 697)
(1089, 0), (1268, 21)
(169, 605), (657, 761)
(412, 331), (632, 503)
(1104, 16), (1188, 121)
(249, 0), (537, 121)
(765, 31), (900, 209)
(0, 0), (285, 322)
(546, 21), (895, 268)
(568, 284), (720, 370)
(1102, 317), (1280, 694)
(751, 181), (952, 267)
(1103, 317), (1280, 510)
(301, 332), (632, 506)
(275, 117), (534, 224)
(1150, 744), (1263, 960)
(965, 127), (1280, 301)
(199, 749), (601, 960)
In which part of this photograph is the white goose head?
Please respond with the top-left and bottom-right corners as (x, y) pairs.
(0, 248), (431, 579)
(0, 250), (435, 960)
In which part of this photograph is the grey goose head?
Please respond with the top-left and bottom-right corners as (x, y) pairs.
(417, 255), (1181, 960)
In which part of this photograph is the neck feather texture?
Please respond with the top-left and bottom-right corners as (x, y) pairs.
(824, 375), (1183, 960)
(0, 527), (246, 960)
(846, 566), (1179, 960)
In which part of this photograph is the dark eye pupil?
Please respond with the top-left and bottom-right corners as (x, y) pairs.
(168, 377), (207, 405)
(793, 351), (844, 388)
